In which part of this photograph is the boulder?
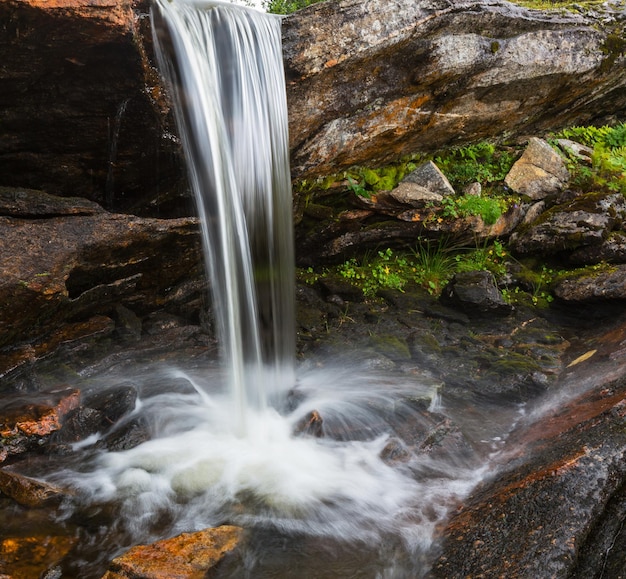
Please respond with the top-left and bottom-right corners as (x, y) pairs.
(554, 264), (626, 302)
(0, 469), (66, 508)
(504, 137), (570, 199)
(101, 525), (242, 579)
(401, 161), (456, 197)
(440, 270), (513, 317)
(509, 191), (626, 256)
(432, 374), (626, 578)
(0, 188), (204, 369)
(0, 388), (80, 462)
(284, 0), (626, 180)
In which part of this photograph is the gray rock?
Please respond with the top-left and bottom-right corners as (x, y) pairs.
(504, 138), (570, 199)
(554, 264), (626, 301)
(401, 161), (456, 197)
(441, 270), (513, 316)
(388, 182), (443, 207)
(509, 191), (626, 256)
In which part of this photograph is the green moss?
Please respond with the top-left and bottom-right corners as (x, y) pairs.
(490, 41), (500, 54)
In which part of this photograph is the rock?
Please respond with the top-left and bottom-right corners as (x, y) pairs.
(284, 0), (626, 180)
(85, 384), (138, 427)
(440, 271), (513, 317)
(0, 189), (203, 360)
(401, 161), (456, 197)
(0, 388), (80, 462)
(293, 410), (324, 438)
(504, 138), (570, 199)
(100, 416), (151, 451)
(463, 182), (482, 197)
(556, 138), (595, 164)
(0, 533), (75, 579)
(522, 200), (546, 225)
(101, 525), (242, 579)
(0, 469), (65, 508)
(431, 378), (626, 578)
(0, 0), (182, 214)
(388, 182), (443, 208)
(509, 191), (626, 256)
(554, 264), (626, 302)
(569, 231), (626, 265)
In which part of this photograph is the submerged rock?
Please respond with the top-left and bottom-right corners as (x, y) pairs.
(101, 525), (242, 579)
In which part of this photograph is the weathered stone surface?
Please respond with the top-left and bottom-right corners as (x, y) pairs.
(283, 0), (626, 179)
(441, 270), (513, 317)
(0, 0), (183, 214)
(509, 191), (626, 256)
(388, 182), (443, 208)
(401, 161), (456, 197)
(0, 188), (203, 364)
(101, 525), (242, 579)
(504, 137), (570, 199)
(432, 376), (626, 579)
(569, 230), (626, 264)
(0, 469), (65, 507)
(554, 264), (626, 302)
(2, 0), (625, 208)
(556, 138), (594, 164)
(0, 534), (76, 579)
(0, 388), (80, 462)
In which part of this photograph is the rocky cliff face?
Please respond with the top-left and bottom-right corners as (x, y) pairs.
(283, 0), (626, 179)
(0, 0), (624, 212)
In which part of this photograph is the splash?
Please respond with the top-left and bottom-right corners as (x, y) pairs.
(152, 0), (295, 434)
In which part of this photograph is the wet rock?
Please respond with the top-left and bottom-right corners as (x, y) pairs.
(509, 191), (626, 257)
(504, 137), (570, 199)
(0, 533), (75, 579)
(85, 384), (138, 427)
(52, 406), (105, 444)
(0, 469), (65, 508)
(441, 271), (513, 317)
(0, 388), (80, 462)
(293, 410), (324, 438)
(432, 379), (626, 579)
(554, 264), (626, 302)
(0, 186), (104, 217)
(100, 416), (151, 452)
(101, 525), (242, 579)
(0, 0), (182, 214)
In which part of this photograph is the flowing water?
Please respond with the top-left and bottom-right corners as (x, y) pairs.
(15, 2), (523, 576)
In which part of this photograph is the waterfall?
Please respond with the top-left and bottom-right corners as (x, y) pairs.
(151, 0), (295, 434)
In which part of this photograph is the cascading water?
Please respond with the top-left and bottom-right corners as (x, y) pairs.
(151, 0), (295, 432)
(37, 2), (500, 576)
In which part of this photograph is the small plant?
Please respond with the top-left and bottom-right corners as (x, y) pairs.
(455, 239), (508, 278)
(264, 0), (322, 14)
(411, 239), (456, 295)
(435, 141), (516, 188)
(432, 194), (505, 225)
(338, 248), (410, 296)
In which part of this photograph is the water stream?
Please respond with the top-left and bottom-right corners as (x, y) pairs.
(19, 2), (521, 576)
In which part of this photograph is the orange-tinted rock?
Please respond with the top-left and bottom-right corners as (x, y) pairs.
(0, 388), (80, 462)
(101, 525), (242, 579)
(0, 534), (75, 578)
(0, 469), (66, 508)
